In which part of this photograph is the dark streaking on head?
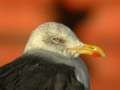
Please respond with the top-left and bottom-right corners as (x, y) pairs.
(24, 22), (83, 58)
(0, 22), (105, 90)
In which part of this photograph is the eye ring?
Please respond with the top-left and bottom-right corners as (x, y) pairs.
(53, 37), (62, 42)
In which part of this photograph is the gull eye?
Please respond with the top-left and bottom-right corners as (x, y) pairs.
(53, 37), (62, 43)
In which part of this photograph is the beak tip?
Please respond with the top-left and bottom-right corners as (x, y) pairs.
(102, 54), (106, 58)
(92, 51), (106, 58)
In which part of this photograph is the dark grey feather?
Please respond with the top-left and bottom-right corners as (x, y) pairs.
(0, 54), (84, 90)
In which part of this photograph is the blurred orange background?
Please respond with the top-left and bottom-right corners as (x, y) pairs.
(0, 0), (120, 90)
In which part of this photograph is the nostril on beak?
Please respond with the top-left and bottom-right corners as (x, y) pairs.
(89, 47), (94, 49)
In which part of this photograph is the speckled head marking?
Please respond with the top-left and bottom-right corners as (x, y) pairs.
(24, 22), (83, 58)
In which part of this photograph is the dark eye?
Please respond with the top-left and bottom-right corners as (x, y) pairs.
(53, 37), (62, 42)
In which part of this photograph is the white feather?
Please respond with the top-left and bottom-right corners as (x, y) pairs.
(23, 22), (90, 90)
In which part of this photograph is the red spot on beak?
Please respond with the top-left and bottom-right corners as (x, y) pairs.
(92, 51), (101, 56)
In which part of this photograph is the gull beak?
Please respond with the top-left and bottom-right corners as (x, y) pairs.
(68, 43), (106, 57)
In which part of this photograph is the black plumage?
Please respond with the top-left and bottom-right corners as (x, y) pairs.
(0, 22), (99, 90)
(0, 54), (84, 90)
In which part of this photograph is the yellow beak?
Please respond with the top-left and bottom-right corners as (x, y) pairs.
(68, 43), (106, 57)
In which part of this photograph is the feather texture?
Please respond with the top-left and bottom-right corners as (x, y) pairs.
(0, 54), (84, 90)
